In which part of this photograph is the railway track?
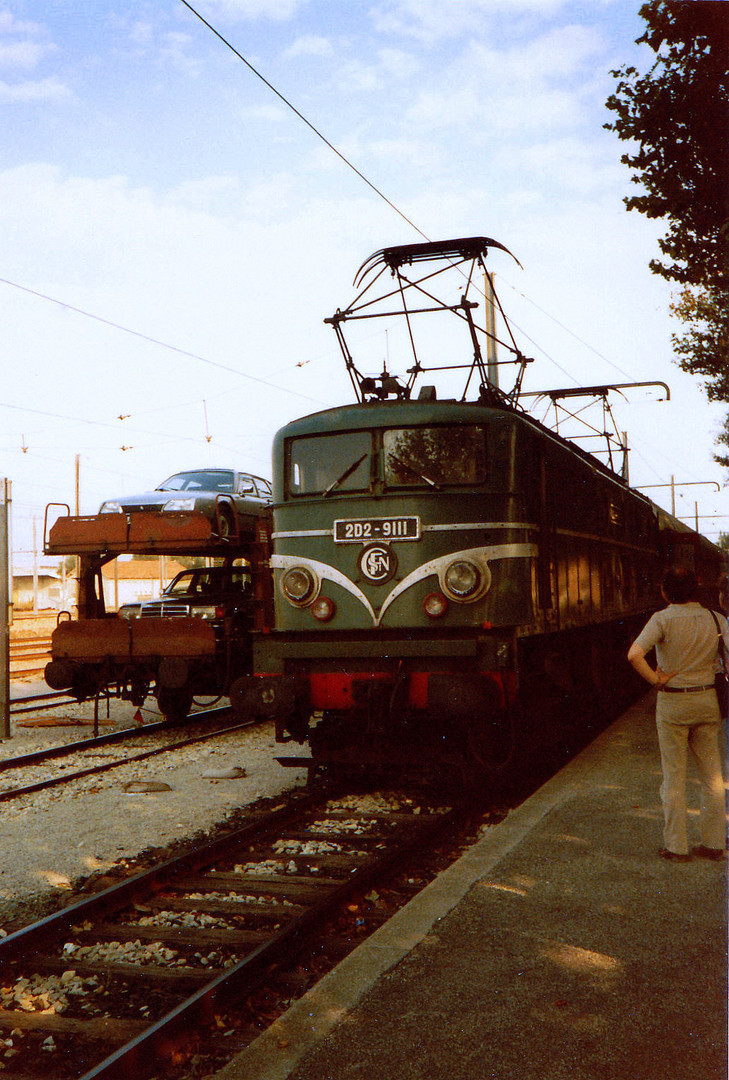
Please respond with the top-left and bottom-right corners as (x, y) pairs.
(10, 690), (78, 716)
(9, 637), (52, 680)
(0, 786), (463, 1079)
(0, 708), (251, 803)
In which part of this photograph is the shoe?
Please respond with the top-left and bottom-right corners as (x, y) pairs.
(691, 846), (726, 861)
(658, 848), (691, 862)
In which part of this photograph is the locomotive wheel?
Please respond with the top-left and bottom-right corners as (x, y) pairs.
(464, 708), (515, 775)
(157, 687), (193, 723)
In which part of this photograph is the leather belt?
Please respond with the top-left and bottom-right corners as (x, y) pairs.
(659, 684), (716, 694)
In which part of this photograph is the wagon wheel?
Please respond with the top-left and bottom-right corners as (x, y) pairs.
(157, 687), (193, 723)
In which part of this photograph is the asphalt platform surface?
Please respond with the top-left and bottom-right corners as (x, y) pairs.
(213, 693), (728, 1080)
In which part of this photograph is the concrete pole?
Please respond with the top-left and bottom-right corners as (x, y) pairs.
(1, 480), (11, 740)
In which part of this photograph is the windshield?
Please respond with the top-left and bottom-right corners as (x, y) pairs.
(289, 432), (372, 496)
(165, 569), (249, 597)
(383, 426), (487, 487)
(158, 470), (236, 493)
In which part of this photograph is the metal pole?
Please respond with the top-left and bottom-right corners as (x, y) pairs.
(671, 475), (675, 516)
(484, 272), (498, 389)
(32, 516), (38, 616)
(0, 480), (11, 740)
(75, 454), (81, 593)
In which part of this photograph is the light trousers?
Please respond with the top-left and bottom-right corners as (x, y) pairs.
(656, 717), (726, 854)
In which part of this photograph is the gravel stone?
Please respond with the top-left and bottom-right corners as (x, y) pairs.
(0, 692), (309, 929)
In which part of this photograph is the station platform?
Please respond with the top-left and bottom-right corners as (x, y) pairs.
(213, 693), (728, 1080)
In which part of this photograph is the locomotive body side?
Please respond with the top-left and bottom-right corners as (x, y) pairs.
(233, 393), (673, 773)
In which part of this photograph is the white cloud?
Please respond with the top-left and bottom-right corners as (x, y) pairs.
(157, 31), (203, 76)
(0, 76), (68, 102)
(127, 21), (155, 48)
(0, 12), (42, 36)
(0, 39), (49, 69)
(371, 0), (573, 42)
(196, 0), (309, 21)
(497, 136), (619, 196)
(283, 34), (333, 59)
(485, 24), (604, 81)
(377, 46), (421, 80)
(236, 102), (288, 122)
(335, 58), (382, 94)
(403, 25), (604, 138)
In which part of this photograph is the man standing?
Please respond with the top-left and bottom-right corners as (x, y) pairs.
(627, 566), (727, 862)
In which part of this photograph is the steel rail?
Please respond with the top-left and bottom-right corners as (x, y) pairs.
(11, 689), (74, 707)
(0, 789), (460, 1079)
(0, 711), (256, 802)
(0, 704), (234, 773)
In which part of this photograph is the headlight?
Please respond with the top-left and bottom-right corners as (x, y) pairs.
(195, 605), (218, 620)
(100, 501), (123, 513)
(281, 566), (317, 606)
(443, 559), (481, 600)
(163, 497), (196, 512)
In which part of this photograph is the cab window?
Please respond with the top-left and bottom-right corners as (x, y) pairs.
(383, 426), (487, 487)
(288, 432), (372, 496)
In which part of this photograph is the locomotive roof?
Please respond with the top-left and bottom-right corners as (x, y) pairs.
(276, 396), (496, 435)
(275, 395), (637, 496)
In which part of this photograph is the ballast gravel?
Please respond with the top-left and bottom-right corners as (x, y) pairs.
(0, 697), (309, 932)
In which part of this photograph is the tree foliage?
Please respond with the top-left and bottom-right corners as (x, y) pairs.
(605, 1), (729, 460)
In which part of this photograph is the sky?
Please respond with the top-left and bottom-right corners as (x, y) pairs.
(1, 0), (727, 568)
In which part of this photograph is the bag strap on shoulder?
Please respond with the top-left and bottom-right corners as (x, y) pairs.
(708, 609), (728, 674)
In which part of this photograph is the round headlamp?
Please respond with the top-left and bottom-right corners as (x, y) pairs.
(281, 566), (317, 606)
(443, 559), (481, 600)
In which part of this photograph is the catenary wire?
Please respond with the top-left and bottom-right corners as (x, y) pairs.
(176, 0), (635, 398)
(0, 276), (326, 409)
(179, 0), (429, 244)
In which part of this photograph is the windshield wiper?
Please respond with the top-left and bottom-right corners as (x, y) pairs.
(323, 453), (368, 497)
(387, 453), (439, 488)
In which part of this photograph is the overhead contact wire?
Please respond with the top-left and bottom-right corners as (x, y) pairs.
(179, 0), (429, 244)
(0, 276), (324, 407)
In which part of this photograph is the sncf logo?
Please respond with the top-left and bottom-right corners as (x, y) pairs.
(359, 543), (398, 584)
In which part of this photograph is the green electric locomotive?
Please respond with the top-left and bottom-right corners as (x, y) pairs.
(232, 238), (723, 777)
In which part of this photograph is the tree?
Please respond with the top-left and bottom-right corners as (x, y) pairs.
(605, 1), (729, 460)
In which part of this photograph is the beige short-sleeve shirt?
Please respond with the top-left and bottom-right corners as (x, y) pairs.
(634, 602), (728, 689)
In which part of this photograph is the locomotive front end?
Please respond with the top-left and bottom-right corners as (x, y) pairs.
(234, 398), (538, 772)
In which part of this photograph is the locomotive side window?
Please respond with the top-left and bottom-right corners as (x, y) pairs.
(288, 432), (372, 496)
(383, 426), (487, 487)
